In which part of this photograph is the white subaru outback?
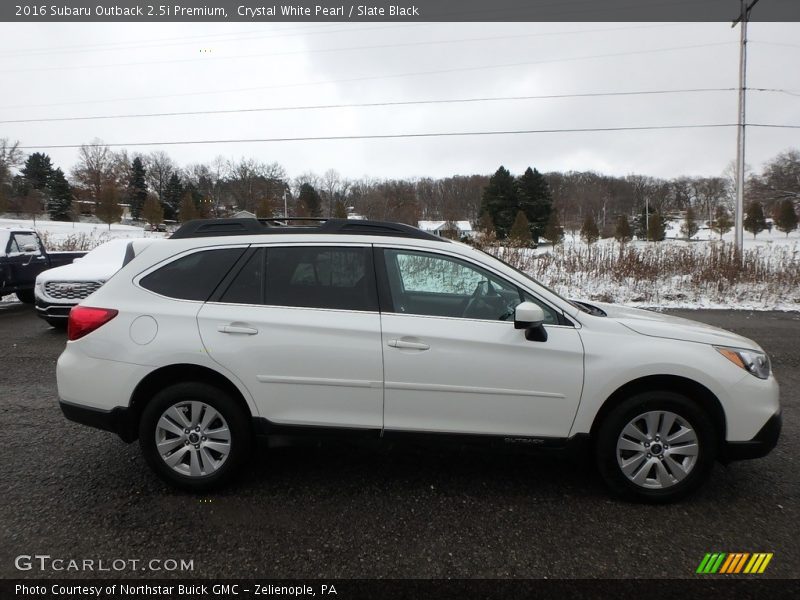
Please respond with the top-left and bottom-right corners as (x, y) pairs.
(56, 218), (781, 502)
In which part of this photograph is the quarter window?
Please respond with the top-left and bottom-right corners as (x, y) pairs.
(140, 248), (245, 301)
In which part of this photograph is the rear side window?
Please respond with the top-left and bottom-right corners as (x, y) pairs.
(219, 246), (377, 311)
(140, 248), (245, 301)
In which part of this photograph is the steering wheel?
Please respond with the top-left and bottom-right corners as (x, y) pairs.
(463, 280), (502, 319)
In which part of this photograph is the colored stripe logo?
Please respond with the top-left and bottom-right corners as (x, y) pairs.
(697, 553), (773, 574)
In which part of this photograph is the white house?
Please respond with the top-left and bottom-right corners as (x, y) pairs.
(417, 220), (474, 238)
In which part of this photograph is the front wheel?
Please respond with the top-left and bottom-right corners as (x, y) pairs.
(16, 289), (35, 304)
(595, 391), (717, 503)
(139, 382), (253, 490)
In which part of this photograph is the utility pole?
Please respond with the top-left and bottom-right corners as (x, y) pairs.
(283, 189), (288, 219)
(732, 0), (761, 256)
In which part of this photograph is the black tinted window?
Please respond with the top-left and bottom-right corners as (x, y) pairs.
(265, 247), (377, 311)
(219, 248), (265, 305)
(140, 248), (245, 301)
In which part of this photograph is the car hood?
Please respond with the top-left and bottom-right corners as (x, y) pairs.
(36, 260), (119, 283)
(586, 301), (762, 351)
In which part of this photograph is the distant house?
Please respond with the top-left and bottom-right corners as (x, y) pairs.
(417, 220), (474, 238)
(233, 210), (257, 219)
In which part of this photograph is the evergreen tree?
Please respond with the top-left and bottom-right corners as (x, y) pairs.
(647, 213), (667, 242)
(333, 200), (348, 219)
(46, 168), (73, 221)
(711, 205), (733, 240)
(126, 157), (148, 220)
(516, 166), (552, 243)
(581, 213), (600, 244)
(298, 183), (322, 217)
(744, 201), (767, 239)
(509, 210), (532, 246)
(96, 183), (122, 230)
(543, 209), (564, 244)
(178, 190), (199, 222)
(161, 172), (183, 220)
(614, 215), (632, 243)
(142, 194), (164, 227)
(21, 153), (54, 191)
(773, 199), (798, 237)
(480, 166), (518, 239)
(681, 206), (699, 240)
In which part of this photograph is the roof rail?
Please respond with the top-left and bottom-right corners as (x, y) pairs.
(169, 217), (448, 242)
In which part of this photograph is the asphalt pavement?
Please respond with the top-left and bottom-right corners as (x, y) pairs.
(0, 303), (797, 579)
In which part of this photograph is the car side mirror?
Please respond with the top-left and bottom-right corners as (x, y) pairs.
(23, 243), (38, 253)
(514, 301), (548, 342)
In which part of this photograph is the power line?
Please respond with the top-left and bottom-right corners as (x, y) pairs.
(0, 88), (742, 125)
(0, 41), (737, 110)
(0, 34), (734, 75)
(20, 123), (794, 151)
(0, 22), (688, 59)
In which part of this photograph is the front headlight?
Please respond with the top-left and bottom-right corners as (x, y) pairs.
(715, 346), (771, 379)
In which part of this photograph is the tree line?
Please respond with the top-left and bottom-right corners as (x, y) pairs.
(0, 137), (797, 241)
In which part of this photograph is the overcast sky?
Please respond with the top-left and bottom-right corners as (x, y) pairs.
(0, 21), (798, 181)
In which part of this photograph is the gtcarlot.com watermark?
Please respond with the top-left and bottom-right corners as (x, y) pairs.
(15, 554), (194, 573)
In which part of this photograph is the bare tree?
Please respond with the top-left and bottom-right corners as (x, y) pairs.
(0, 138), (24, 188)
(144, 151), (176, 201)
(71, 140), (119, 203)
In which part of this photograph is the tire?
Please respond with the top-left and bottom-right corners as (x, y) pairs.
(46, 318), (68, 330)
(595, 391), (717, 503)
(16, 289), (35, 304)
(139, 382), (253, 491)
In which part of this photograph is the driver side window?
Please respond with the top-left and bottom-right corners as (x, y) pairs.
(384, 249), (548, 322)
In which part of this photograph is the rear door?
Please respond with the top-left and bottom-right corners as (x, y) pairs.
(197, 244), (384, 430)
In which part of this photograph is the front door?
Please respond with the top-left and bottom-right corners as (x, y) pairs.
(377, 247), (584, 439)
(5, 231), (45, 290)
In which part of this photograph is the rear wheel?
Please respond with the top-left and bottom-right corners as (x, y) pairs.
(139, 382), (252, 490)
(596, 391), (717, 503)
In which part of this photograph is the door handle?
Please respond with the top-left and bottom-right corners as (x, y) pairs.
(388, 339), (430, 351)
(218, 324), (259, 335)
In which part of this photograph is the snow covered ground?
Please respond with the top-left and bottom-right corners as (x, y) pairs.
(2, 216), (798, 311)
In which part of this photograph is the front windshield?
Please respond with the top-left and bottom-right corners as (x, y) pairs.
(476, 248), (590, 314)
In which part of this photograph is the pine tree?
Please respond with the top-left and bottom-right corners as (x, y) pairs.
(509, 210), (532, 246)
(543, 209), (564, 244)
(480, 166), (518, 239)
(178, 190), (199, 222)
(161, 172), (183, 220)
(646, 213), (667, 241)
(517, 166), (552, 243)
(581, 213), (600, 244)
(334, 200), (348, 219)
(298, 183), (322, 217)
(46, 168), (72, 221)
(21, 153), (54, 191)
(96, 183), (122, 230)
(711, 205), (733, 240)
(142, 194), (164, 227)
(614, 215), (632, 243)
(126, 157), (148, 220)
(681, 206), (699, 240)
(744, 201), (767, 239)
(773, 199), (798, 237)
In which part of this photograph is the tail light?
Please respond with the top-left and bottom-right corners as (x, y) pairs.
(68, 306), (119, 341)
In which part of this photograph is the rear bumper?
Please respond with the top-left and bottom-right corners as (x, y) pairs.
(721, 410), (781, 461)
(59, 400), (136, 442)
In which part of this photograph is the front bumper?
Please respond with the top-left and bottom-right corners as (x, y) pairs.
(721, 410), (782, 461)
(59, 400), (136, 442)
(35, 297), (75, 321)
